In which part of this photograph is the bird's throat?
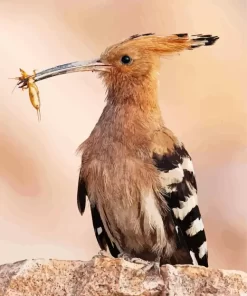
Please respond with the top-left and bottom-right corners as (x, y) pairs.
(105, 72), (159, 111)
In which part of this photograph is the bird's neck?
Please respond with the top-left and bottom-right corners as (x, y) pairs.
(96, 74), (164, 137)
(106, 73), (159, 111)
(79, 76), (164, 155)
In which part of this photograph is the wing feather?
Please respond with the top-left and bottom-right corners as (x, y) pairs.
(153, 143), (208, 267)
(77, 175), (120, 258)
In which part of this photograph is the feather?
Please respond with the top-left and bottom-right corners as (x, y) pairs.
(153, 143), (208, 267)
(77, 174), (120, 257)
(90, 204), (120, 257)
(77, 177), (87, 215)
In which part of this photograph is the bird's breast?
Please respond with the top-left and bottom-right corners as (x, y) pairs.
(81, 138), (169, 256)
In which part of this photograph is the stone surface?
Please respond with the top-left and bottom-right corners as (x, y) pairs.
(0, 256), (247, 296)
(161, 264), (247, 296)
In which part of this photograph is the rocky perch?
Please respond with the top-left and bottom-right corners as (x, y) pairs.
(0, 257), (247, 296)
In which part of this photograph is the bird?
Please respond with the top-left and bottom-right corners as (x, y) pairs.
(19, 33), (219, 269)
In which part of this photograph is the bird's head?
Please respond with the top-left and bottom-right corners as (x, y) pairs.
(18, 33), (219, 96)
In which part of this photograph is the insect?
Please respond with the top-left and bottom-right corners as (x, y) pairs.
(12, 69), (41, 121)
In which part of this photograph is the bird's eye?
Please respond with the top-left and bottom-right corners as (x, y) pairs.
(121, 55), (132, 65)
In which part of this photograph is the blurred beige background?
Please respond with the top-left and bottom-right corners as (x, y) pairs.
(0, 0), (246, 271)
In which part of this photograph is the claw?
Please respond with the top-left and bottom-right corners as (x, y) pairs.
(118, 252), (132, 261)
(118, 253), (160, 275)
(93, 249), (113, 260)
(137, 261), (160, 276)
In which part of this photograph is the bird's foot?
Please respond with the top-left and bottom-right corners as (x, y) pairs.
(133, 259), (160, 276)
(118, 252), (132, 261)
(93, 249), (113, 260)
(118, 253), (160, 275)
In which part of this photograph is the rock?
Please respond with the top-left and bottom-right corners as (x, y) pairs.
(0, 256), (246, 296)
(161, 265), (247, 296)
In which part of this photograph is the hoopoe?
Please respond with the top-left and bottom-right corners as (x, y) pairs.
(18, 33), (219, 269)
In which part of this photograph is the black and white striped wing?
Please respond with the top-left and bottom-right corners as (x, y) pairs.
(153, 144), (208, 267)
(77, 176), (120, 258)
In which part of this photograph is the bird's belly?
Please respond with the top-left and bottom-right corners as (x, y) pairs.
(98, 189), (167, 260)
(84, 156), (169, 260)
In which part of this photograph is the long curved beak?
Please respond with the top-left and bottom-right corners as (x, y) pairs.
(17, 59), (111, 88)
